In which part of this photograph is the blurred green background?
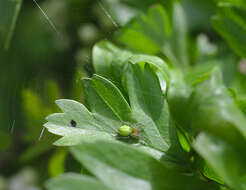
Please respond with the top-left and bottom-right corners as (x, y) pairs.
(1, 0), (246, 189)
(1, 0), (117, 188)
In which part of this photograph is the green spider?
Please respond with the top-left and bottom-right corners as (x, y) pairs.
(116, 123), (143, 143)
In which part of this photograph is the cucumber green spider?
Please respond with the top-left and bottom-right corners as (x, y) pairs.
(116, 122), (143, 143)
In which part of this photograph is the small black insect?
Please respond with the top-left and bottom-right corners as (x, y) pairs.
(70, 120), (77, 127)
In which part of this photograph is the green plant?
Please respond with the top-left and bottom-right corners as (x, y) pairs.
(44, 1), (246, 190)
(0, 0), (22, 51)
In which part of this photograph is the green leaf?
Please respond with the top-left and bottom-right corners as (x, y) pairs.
(236, 95), (246, 115)
(127, 54), (170, 85)
(92, 41), (170, 90)
(45, 64), (190, 170)
(215, 0), (246, 9)
(202, 165), (224, 185)
(102, 2), (141, 26)
(44, 124), (113, 146)
(201, 161), (224, 184)
(48, 148), (67, 177)
(91, 74), (133, 122)
(101, 0), (173, 26)
(46, 173), (110, 190)
(184, 62), (216, 86)
(70, 67), (85, 102)
(0, 0), (22, 51)
(123, 63), (185, 159)
(191, 69), (246, 142)
(22, 89), (53, 142)
(82, 78), (123, 132)
(167, 69), (193, 133)
(71, 141), (220, 190)
(115, 3), (188, 67)
(212, 4), (246, 57)
(193, 132), (246, 190)
(44, 80), (61, 107)
(46, 99), (101, 131)
(168, 68), (246, 145)
(183, 0), (217, 31)
(92, 40), (132, 86)
(44, 73), (139, 146)
(44, 99), (116, 146)
(54, 131), (114, 146)
(115, 4), (171, 55)
(170, 3), (188, 67)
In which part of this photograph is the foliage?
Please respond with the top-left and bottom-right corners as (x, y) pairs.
(213, 2), (246, 58)
(2, 0), (246, 190)
(43, 1), (246, 190)
(0, 0), (22, 51)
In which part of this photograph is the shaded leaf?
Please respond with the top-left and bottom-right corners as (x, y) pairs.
(0, 0), (22, 51)
(115, 4), (171, 55)
(92, 40), (132, 86)
(127, 54), (170, 86)
(213, 4), (246, 57)
(82, 78), (123, 132)
(46, 173), (110, 190)
(71, 141), (220, 190)
(115, 3), (188, 67)
(193, 132), (246, 190)
(91, 74), (133, 122)
(123, 63), (185, 160)
(168, 68), (246, 145)
(170, 3), (188, 67)
(101, 0), (174, 26)
(92, 41), (170, 94)
(48, 148), (67, 177)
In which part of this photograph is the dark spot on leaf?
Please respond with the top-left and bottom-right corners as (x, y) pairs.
(70, 120), (77, 127)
